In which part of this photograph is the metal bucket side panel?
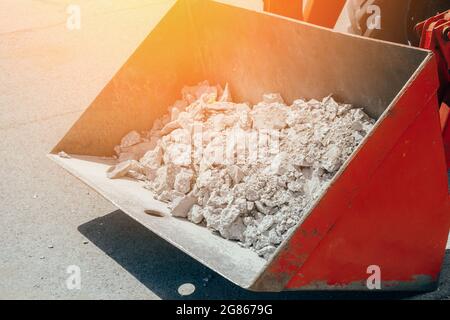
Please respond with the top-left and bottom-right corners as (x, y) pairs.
(287, 96), (449, 291)
(52, 0), (203, 156)
(251, 57), (443, 292)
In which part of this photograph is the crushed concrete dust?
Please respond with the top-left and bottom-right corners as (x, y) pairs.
(106, 81), (375, 259)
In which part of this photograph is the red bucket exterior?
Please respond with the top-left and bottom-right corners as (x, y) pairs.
(253, 57), (450, 291)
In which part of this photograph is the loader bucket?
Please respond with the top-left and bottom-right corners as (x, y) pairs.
(49, 0), (450, 291)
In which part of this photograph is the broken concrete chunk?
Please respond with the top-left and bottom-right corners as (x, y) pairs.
(150, 165), (177, 194)
(211, 206), (245, 241)
(205, 101), (236, 113)
(171, 128), (191, 143)
(120, 131), (141, 148)
(160, 120), (181, 136)
(114, 145), (122, 156)
(58, 151), (71, 159)
(177, 112), (195, 132)
(163, 143), (192, 167)
(172, 99), (188, 111)
(170, 107), (181, 122)
(140, 146), (163, 180)
(246, 201), (255, 212)
(174, 169), (194, 194)
(257, 246), (277, 260)
(287, 180), (304, 193)
(267, 152), (290, 176)
(188, 205), (204, 224)
(251, 103), (288, 130)
(171, 195), (197, 218)
(227, 165), (245, 185)
(126, 170), (147, 181)
(351, 120), (364, 131)
(321, 144), (342, 172)
(221, 217), (246, 242)
(258, 215), (275, 233)
(268, 229), (283, 245)
(351, 108), (370, 121)
(245, 188), (260, 202)
(255, 201), (274, 216)
(117, 152), (137, 163)
(141, 145), (163, 169)
(157, 190), (184, 203)
(182, 81), (217, 104)
(107, 160), (143, 179)
(151, 118), (163, 132)
(118, 142), (157, 162)
(263, 93), (285, 105)
(219, 83), (232, 102)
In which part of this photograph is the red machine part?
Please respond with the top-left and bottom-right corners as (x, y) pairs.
(263, 0), (303, 20)
(303, 0), (346, 28)
(443, 102), (450, 169)
(416, 10), (450, 169)
(263, 0), (346, 28)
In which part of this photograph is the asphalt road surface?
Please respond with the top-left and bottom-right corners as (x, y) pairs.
(0, 0), (448, 299)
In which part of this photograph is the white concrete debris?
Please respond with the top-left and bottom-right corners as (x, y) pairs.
(58, 151), (71, 159)
(107, 81), (375, 259)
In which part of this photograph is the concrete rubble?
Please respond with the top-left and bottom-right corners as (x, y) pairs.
(107, 81), (375, 259)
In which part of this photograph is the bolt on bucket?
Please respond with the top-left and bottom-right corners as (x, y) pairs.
(49, 0), (450, 291)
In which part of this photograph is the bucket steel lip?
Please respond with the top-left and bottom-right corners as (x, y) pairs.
(49, 0), (444, 291)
